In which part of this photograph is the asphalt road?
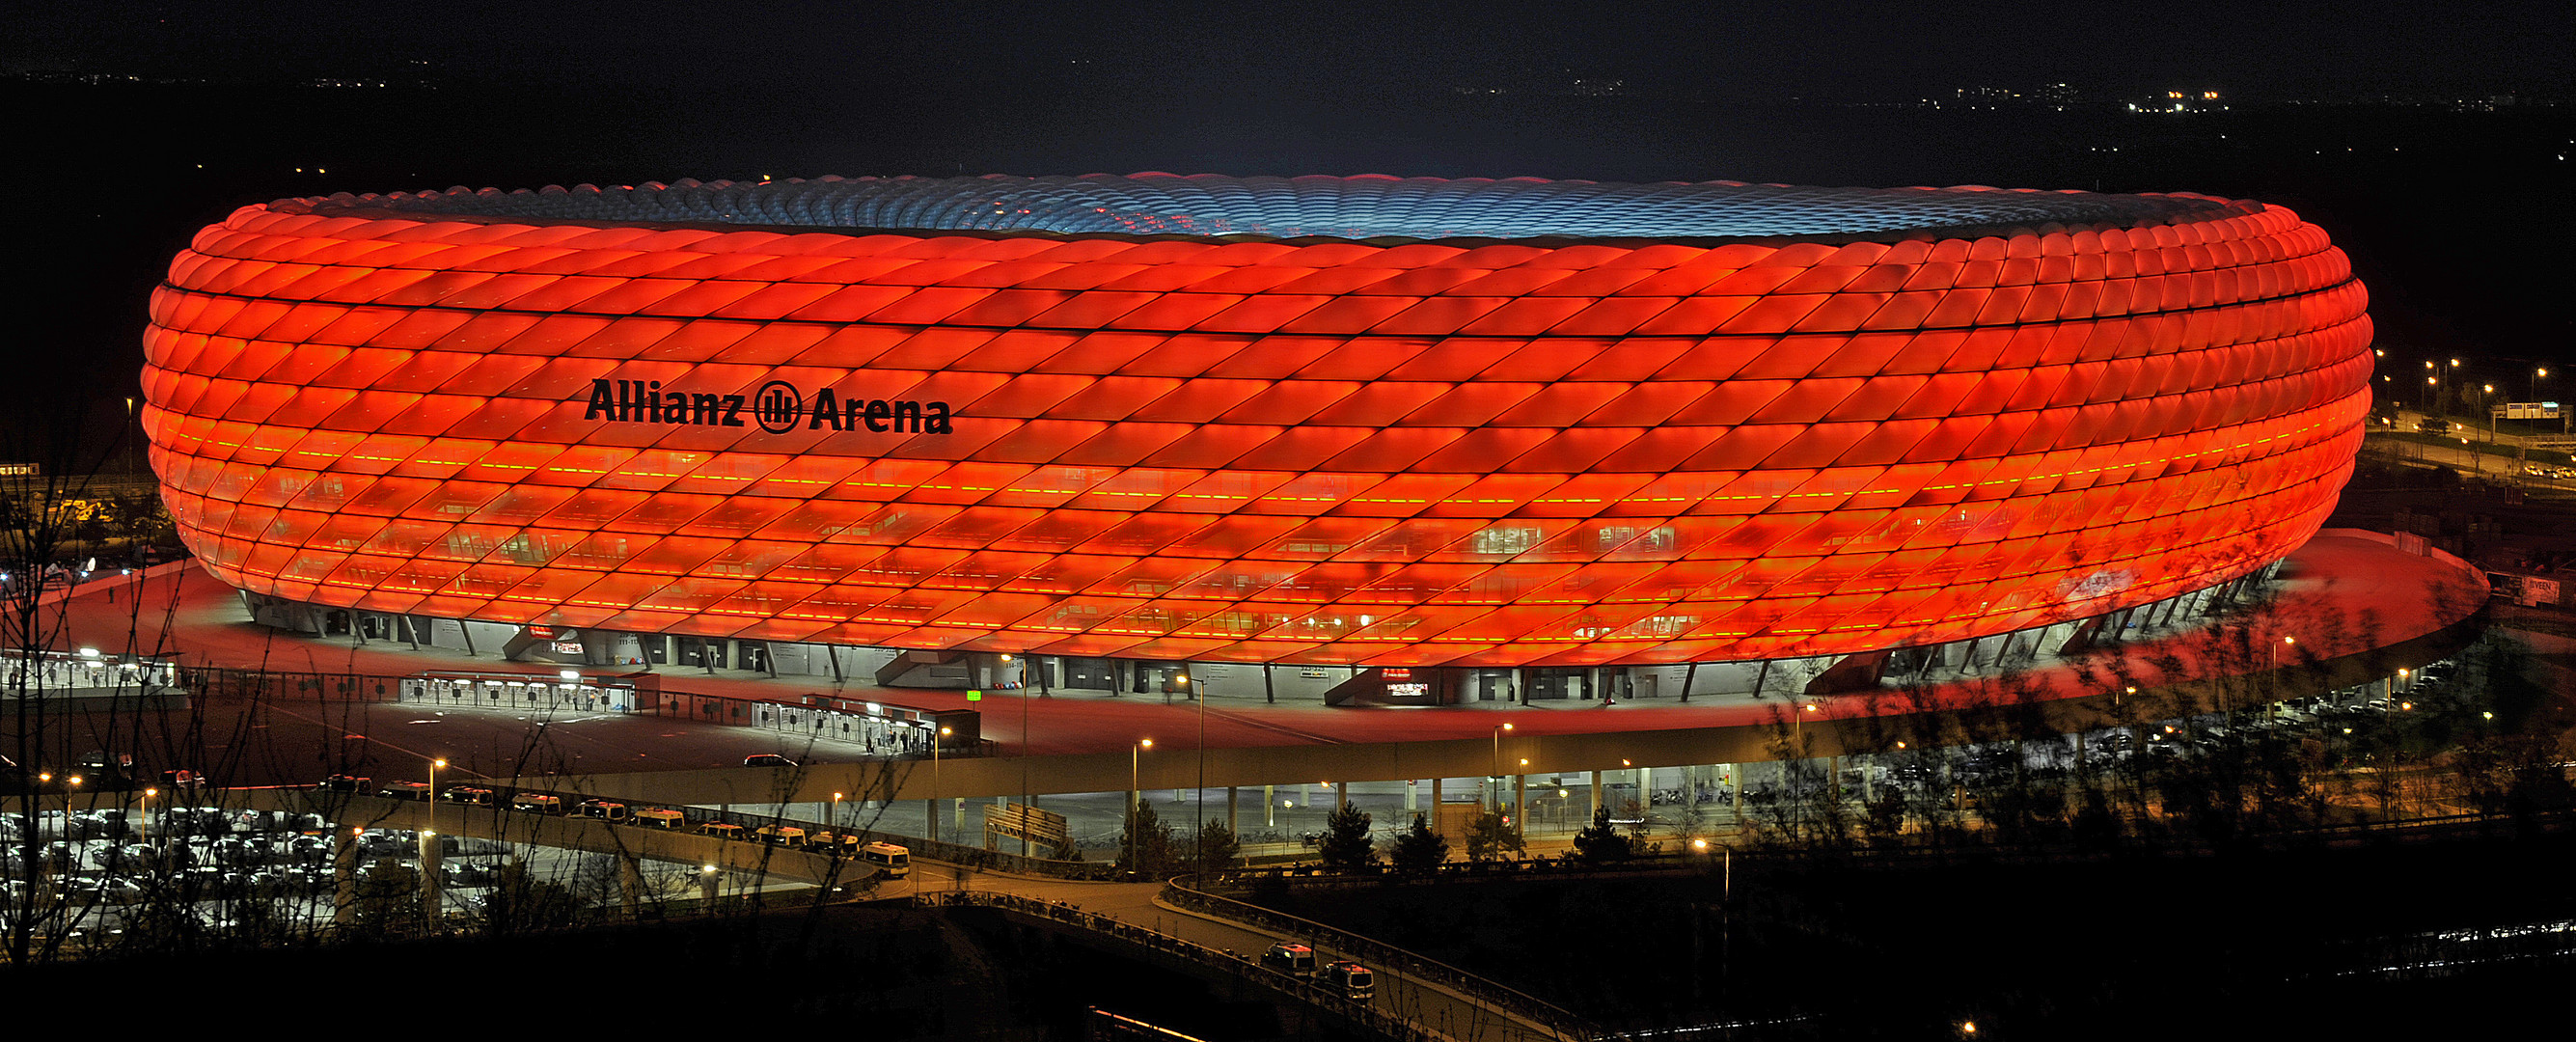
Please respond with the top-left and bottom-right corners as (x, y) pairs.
(883, 871), (1567, 1042)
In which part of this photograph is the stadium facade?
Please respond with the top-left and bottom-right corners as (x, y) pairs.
(140, 174), (2371, 705)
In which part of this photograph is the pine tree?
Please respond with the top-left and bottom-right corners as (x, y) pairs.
(1319, 801), (1377, 870)
(1572, 807), (1633, 862)
(1465, 809), (1523, 863)
(1116, 799), (1178, 875)
(1193, 818), (1240, 871)
(1389, 812), (1450, 874)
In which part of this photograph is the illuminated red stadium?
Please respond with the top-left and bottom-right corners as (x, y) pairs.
(140, 174), (2370, 698)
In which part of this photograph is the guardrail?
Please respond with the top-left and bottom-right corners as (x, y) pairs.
(919, 889), (1452, 1042)
(1160, 873), (1600, 1042)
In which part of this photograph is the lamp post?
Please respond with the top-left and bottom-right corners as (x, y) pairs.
(1515, 757), (1531, 836)
(1129, 738), (1154, 870)
(2482, 384), (2500, 475)
(427, 757), (445, 832)
(930, 726), (952, 844)
(140, 786), (156, 847)
(1183, 670), (1210, 871)
(1491, 723), (1514, 811)
(832, 791), (844, 830)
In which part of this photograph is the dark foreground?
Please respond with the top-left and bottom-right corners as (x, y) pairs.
(1245, 825), (2576, 1039)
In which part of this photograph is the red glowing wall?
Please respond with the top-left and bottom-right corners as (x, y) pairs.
(140, 196), (2371, 667)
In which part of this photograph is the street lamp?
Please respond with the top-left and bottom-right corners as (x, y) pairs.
(140, 786), (157, 847)
(1517, 757), (1530, 830)
(1129, 738), (1154, 870)
(1491, 723), (1514, 811)
(937, 727), (958, 840)
(832, 791), (844, 830)
(428, 757), (446, 831)
(1185, 669), (1209, 872)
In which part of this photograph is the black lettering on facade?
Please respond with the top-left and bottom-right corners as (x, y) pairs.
(577, 374), (955, 437)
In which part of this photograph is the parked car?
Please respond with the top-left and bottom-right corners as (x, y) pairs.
(441, 785), (496, 806)
(699, 822), (747, 840)
(579, 800), (629, 822)
(754, 825), (807, 846)
(742, 754), (797, 768)
(376, 782), (434, 801)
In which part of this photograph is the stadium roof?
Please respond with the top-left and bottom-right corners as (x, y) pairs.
(300, 173), (2244, 244)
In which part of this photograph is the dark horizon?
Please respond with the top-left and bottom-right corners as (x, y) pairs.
(8, 1), (2572, 99)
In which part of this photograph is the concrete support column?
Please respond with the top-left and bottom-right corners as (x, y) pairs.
(1264, 784), (1275, 828)
(925, 798), (938, 843)
(1430, 778), (1442, 827)
(331, 830), (360, 928)
(1590, 770), (1603, 816)
(1513, 774), (1526, 833)
(1729, 764), (1742, 822)
(1406, 779), (1418, 812)
(620, 854), (642, 919)
(1334, 781), (1349, 809)
(417, 831), (443, 930)
(1227, 787), (1239, 836)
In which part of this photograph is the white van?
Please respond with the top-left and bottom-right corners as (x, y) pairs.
(1326, 960), (1375, 1001)
(632, 809), (687, 830)
(1261, 943), (1318, 978)
(861, 841), (911, 879)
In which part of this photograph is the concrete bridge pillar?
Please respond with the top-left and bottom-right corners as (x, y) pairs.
(417, 831), (443, 929)
(619, 853), (643, 919)
(332, 828), (360, 928)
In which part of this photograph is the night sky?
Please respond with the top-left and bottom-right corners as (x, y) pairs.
(9, 1), (2571, 97)
(4, 1), (2570, 461)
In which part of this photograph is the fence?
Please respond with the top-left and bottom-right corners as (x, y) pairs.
(919, 889), (1456, 1042)
(1160, 874), (1598, 1042)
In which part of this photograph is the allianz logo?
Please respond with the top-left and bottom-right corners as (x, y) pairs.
(582, 378), (954, 435)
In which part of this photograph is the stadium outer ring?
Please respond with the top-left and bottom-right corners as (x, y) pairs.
(140, 175), (2374, 684)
